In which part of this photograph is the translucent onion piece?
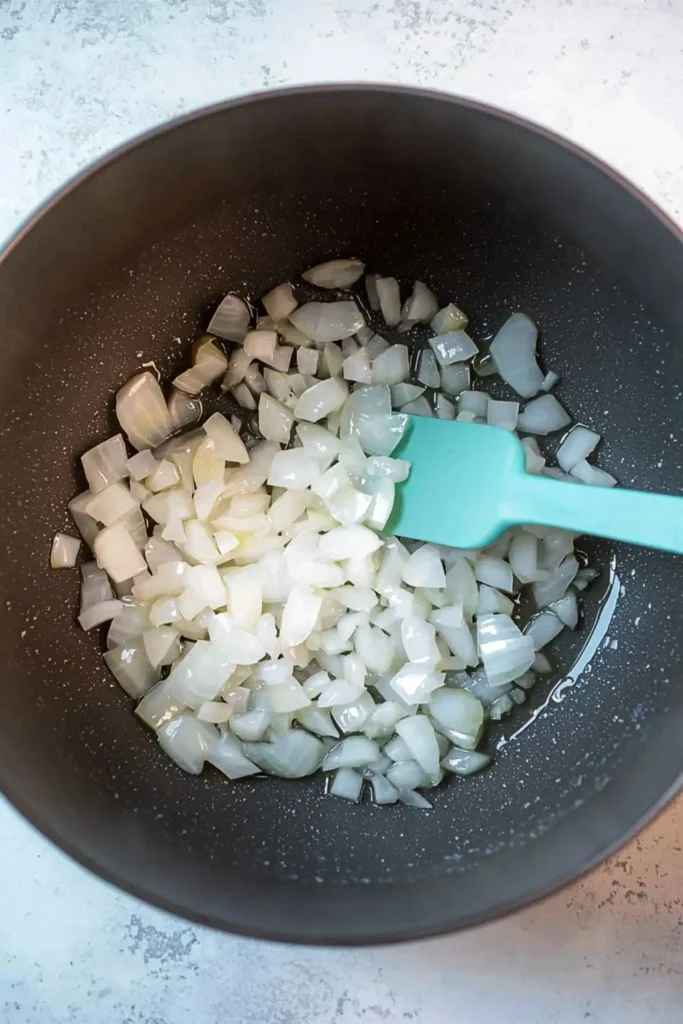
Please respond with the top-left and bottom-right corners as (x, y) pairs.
(474, 556), (514, 593)
(50, 532), (81, 568)
(262, 282), (297, 321)
(440, 363), (470, 396)
(302, 259), (365, 290)
(570, 459), (617, 487)
(203, 412), (249, 464)
(208, 733), (261, 779)
(376, 276), (401, 327)
(81, 434), (128, 494)
(246, 730), (324, 778)
(295, 377), (349, 422)
(550, 589), (579, 629)
(532, 554), (578, 607)
(477, 613), (535, 686)
(208, 294), (250, 342)
(80, 561), (114, 613)
(401, 281), (439, 327)
(104, 639), (160, 699)
(371, 344), (410, 386)
(173, 340), (228, 394)
(417, 348), (440, 388)
(517, 394), (571, 435)
(329, 767), (363, 802)
(429, 688), (483, 749)
(116, 372), (173, 451)
(365, 273), (380, 311)
(68, 490), (101, 549)
(168, 388), (202, 432)
(557, 425), (601, 471)
(442, 748), (491, 776)
(431, 303), (468, 334)
(489, 313), (543, 398)
(158, 714), (217, 774)
(487, 399), (519, 432)
(259, 394), (294, 444)
(428, 330), (478, 366)
(290, 301), (364, 343)
(93, 523), (147, 583)
(323, 736), (380, 770)
(525, 610), (564, 650)
(78, 599), (123, 630)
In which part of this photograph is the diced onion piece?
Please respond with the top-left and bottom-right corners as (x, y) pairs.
(400, 281), (438, 330)
(365, 273), (380, 311)
(168, 388), (202, 431)
(93, 523), (147, 583)
(487, 399), (519, 432)
(477, 613), (535, 686)
(329, 767), (363, 802)
(297, 348), (319, 375)
(442, 748), (490, 776)
(174, 339), (228, 394)
(302, 259), (365, 290)
(68, 491), (101, 549)
(431, 304), (468, 334)
(290, 301), (364, 343)
(428, 330), (478, 366)
(557, 425), (601, 471)
(78, 599), (124, 630)
(208, 734), (261, 779)
(517, 395), (571, 435)
(104, 639), (160, 699)
(127, 449), (157, 481)
(259, 393), (294, 444)
(294, 377), (349, 422)
(208, 294), (250, 342)
(376, 277), (401, 327)
(489, 313), (544, 398)
(244, 329), (277, 362)
(395, 715), (441, 784)
(429, 688), (483, 749)
(166, 640), (234, 707)
(435, 394), (455, 420)
(440, 363), (470, 396)
(525, 610), (564, 650)
(371, 344), (410, 386)
(550, 590), (579, 629)
(158, 714), (216, 774)
(262, 282), (297, 321)
(532, 555), (578, 607)
(391, 383), (425, 408)
(474, 556), (514, 593)
(417, 348), (440, 388)
(570, 459), (617, 487)
(50, 532), (81, 568)
(203, 412), (249, 464)
(402, 545), (445, 588)
(81, 434), (128, 494)
(116, 372), (173, 451)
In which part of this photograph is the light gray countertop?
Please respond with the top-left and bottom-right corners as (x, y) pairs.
(1, 1), (683, 1021)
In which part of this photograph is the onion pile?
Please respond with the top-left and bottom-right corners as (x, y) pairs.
(52, 258), (613, 808)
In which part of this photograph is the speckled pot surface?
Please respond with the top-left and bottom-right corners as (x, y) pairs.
(0, 86), (682, 945)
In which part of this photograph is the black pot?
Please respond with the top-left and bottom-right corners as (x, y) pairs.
(1, 85), (682, 946)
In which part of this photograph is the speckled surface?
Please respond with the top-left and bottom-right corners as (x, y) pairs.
(2, 0), (683, 1020)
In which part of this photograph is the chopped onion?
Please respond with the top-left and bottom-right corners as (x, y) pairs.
(570, 459), (617, 487)
(295, 377), (349, 422)
(489, 313), (543, 398)
(262, 282), (297, 321)
(290, 301), (363, 343)
(477, 614), (535, 686)
(429, 688), (483, 749)
(517, 395), (571, 435)
(116, 372), (173, 451)
(428, 330), (478, 366)
(487, 399), (519, 432)
(557, 425), (601, 472)
(417, 348), (440, 388)
(259, 394), (294, 444)
(174, 340), (228, 394)
(104, 640), (160, 699)
(81, 435), (128, 494)
(526, 610), (564, 650)
(400, 281), (438, 328)
(431, 304), (468, 334)
(532, 554), (578, 607)
(93, 523), (147, 583)
(78, 598), (123, 631)
(302, 259), (364, 290)
(376, 277), (401, 327)
(371, 345), (410, 386)
(203, 412), (249, 464)
(440, 363), (470, 396)
(50, 532), (81, 569)
(208, 294), (250, 342)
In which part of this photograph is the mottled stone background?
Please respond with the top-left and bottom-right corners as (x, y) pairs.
(1, 1), (683, 1021)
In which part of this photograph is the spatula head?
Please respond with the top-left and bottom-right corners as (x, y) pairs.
(386, 417), (526, 549)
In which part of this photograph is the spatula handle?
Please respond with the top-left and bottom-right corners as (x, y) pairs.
(508, 472), (683, 555)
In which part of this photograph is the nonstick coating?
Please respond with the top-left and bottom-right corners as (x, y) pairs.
(1, 86), (682, 945)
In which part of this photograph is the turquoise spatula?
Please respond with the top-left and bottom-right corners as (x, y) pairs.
(387, 417), (683, 554)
